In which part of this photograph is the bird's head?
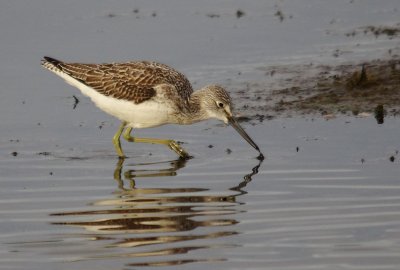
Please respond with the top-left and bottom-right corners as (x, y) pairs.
(200, 85), (261, 153)
(201, 85), (233, 124)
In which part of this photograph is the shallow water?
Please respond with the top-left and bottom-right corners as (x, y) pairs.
(1, 117), (400, 270)
(1, 1), (400, 269)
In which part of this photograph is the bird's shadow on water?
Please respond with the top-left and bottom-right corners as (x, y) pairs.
(49, 156), (263, 267)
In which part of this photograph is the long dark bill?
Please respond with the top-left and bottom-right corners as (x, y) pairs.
(228, 116), (261, 153)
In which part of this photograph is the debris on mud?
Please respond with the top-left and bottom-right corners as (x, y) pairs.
(347, 24), (400, 39)
(272, 59), (400, 117)
(234, 58), (400, 120)
(374, 104), (386, 124)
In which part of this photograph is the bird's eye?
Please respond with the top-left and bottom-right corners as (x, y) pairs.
(217, 102), (224, 108)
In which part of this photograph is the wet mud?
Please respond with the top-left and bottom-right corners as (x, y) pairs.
(235, 57), (400, 121)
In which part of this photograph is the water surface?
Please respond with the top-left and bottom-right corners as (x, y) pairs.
(1, 1), (400, 269)
(2, 118), (400, 269)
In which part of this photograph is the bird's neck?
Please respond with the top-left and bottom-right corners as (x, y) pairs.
(181, 90), (208, 124)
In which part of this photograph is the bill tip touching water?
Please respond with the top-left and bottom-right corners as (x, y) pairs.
(41, 56), (263, 159)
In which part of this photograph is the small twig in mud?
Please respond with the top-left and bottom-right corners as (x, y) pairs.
(357, 64), (368, 86)
(374, 104), (386, 124)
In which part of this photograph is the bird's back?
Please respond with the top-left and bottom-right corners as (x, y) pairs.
(42, 57), (194, 104)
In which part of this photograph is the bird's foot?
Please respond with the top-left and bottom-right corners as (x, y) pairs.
(168, 141), (192, 159)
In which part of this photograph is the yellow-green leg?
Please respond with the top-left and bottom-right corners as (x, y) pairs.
(113, 122), (127, 158)
(122, 127), (191, 159)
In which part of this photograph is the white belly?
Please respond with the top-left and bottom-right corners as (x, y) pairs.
(55, 70), (173, 128)
(94, 94), (172, 128)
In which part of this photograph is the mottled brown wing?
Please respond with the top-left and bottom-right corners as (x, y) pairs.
(143, 61), (194, 101)
(55, 62), (158, 104)
(55, 60), (193, 104)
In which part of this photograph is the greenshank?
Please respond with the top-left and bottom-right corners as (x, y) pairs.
(41, 56), (263, 159)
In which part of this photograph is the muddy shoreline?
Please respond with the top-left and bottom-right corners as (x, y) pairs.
(234, 57), (400, 123)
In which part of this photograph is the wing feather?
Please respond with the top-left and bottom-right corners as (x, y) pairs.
(42, 57), (193, 104)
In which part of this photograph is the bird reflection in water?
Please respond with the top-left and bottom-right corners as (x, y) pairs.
(51, 157), (262, 266)
(113, 157), (188, 190)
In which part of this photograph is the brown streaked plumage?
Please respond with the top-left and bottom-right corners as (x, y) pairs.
(41, 56), (263, 159)
(42, 57), (193, 104)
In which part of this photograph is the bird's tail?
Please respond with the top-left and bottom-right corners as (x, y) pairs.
(41, 56), (64, 72)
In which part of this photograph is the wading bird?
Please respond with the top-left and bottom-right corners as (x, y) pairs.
(41, 57), (263, 159)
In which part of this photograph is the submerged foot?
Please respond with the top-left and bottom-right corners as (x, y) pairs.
(168, 141), (192, 159)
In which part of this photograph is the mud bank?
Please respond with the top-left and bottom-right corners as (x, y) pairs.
(235, 57), (400, 122)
